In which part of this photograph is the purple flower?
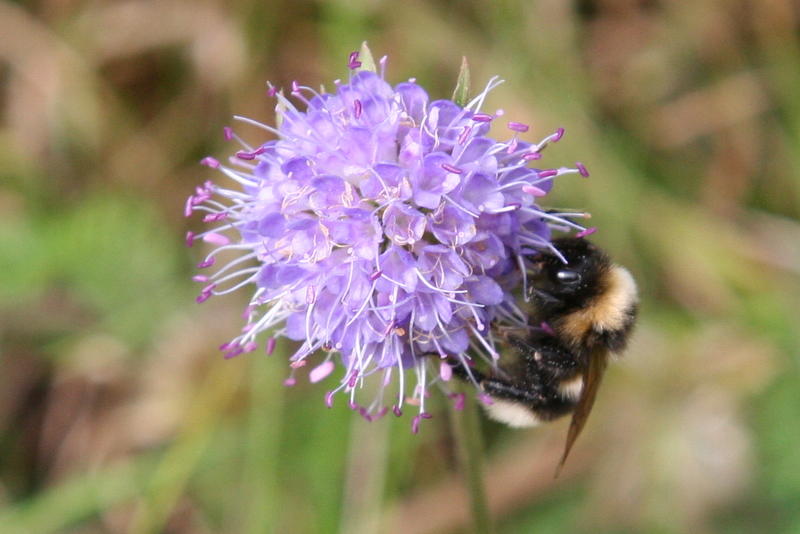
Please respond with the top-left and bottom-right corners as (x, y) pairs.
(186, 50), (590, 431)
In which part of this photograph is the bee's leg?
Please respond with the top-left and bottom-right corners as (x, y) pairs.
(507, 335), (579, 381)
(535, 346), (581, 380)
(450, 360), (488, 384)
(478, 377), (542, 403)
(479, 376), (577, 420)
(505, 334), (539, 356)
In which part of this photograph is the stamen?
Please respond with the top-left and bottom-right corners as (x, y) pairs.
(306, 285), (316, 305)
(523, 185), (547, 197)
(507, 138), (518, 154)
(201, 283), (217, 295)
(201, 157), (220, 169)
(478, 393), (494, 406)
(236, 147), (266, 161)
(184, 197), (195, 218)
(224, 347), (244, 359)
(379, 55), (387, 78)
(348, 51), (361, 69)
(203, 212), (228, 222)
(439, 361), (453, 381)
(203, 233), (230, 246)
(450, 392), (466, 411)
(359, 407), (372, 422)
(412, 414), (422, 434)
(383, 320), (397, 337)
(310, 361), (335, 383)
(441, 163), (462, 174)
(458, 125), (471, 144)
(192, 192), (211, 205)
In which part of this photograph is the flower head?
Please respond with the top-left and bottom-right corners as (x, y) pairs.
(187, 50), (590, 431)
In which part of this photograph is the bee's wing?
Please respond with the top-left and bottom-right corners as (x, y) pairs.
(554, 345), (608, 478)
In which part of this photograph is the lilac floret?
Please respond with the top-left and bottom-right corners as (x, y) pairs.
(187, 52), (590, 425)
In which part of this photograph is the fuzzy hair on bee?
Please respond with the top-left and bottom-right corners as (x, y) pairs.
(457, 236), (638, 476)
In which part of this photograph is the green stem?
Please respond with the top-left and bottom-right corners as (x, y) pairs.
(449, 388), (495, 534)
(242, 351), (284, 534)
(339, 411), (390, 534)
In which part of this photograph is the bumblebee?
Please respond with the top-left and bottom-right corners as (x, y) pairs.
(461, 237), (638, 475)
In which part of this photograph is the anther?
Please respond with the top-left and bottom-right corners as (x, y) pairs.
(441, 163), (462, 174)
(197, 257), (215, 269)
(200, 157), (220, 169)
(523, 185), (547, 197)
(203, 233), (230, 246)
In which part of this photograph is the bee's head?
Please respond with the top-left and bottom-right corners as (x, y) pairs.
(528, 237), (610, 313)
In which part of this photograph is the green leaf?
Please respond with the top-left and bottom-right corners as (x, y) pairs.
(357, 41), (377, 73)
(452, 56), (471, 108)
(0, 458), (153, 534)
(274, 88), (286, 129)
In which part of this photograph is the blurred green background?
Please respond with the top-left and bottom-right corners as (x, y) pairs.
(1, 0), (799, 532)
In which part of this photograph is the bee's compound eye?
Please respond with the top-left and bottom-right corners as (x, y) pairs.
(556, 269), (580, 284)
